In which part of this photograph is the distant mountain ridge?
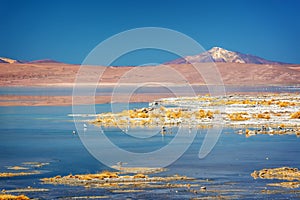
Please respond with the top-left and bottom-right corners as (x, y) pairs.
(0, 57), (62, 64)
(0, 48), (288, 65)
(0, 53), (300, 87)
(26, 59), (63, 64)
(0, 57), (20, 64)
(166, 47), (285, 65)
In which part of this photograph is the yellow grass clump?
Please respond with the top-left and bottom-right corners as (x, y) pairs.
(268, 181), (300, 189)
(279, 124), (285, 128)
(165, 110), (182, 119)
(0, 171), (39, 177)
(128, 108), (150, 118)
(290, 111), (300, 119)
(140, 119), (152, 125)
(225, 99), (256, 105)
(196, 96), (213, 101)
(0, 194), (29, 200)
(254, 113), (271, 119)
(196, 109), (214, 119)
(260, 100), (273, 106)
(98, 171), (119, 178)
(242, 100), (256, 105)
(214, 110), (220, 114)
(228, 113), (249, 121)
(76, 171), (119, 180)
(251, 167), (300, 181)
(159, 106), (166, 111)
(225, 100), (241, 105)
(277, 101), (295, 107)
(133, 173), (148, 179)
(181, 111), (191, 118)
(137, 112), (149, 118)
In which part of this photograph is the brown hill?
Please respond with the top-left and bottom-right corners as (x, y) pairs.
(26, 59), (63, 64)
(0, 62), (299, 87)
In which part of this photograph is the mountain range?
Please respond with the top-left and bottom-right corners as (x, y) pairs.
(0, 57), (61, 64)
(0, 47), (289, 65)
(1, 47), (300, 87)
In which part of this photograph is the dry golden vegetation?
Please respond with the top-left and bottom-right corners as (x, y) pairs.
(251, 167), (300, 189)
(0, 162), (48, 178)
(254, 113), (271, 119)
(41, 171), (195, 190)
(251, 167), (300, 181)
(267, 181), (300, 189)
(0, 171), (40, 178)
(0, 194), (29, 200)
(92, 94), (300, 136)
(227, 112), (249, 121)
(290, 111), (300, 119)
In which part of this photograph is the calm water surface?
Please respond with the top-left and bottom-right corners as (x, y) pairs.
(0, 87), (300, 199)
(0, 105), (299, 199)
(1, 85), (299, 96)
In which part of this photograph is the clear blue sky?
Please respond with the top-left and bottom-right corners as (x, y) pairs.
(1, 0), (300, 65)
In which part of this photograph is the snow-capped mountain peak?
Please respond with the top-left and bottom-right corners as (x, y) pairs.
(207, 47), (246, 63)
(166, 47), (284, 65)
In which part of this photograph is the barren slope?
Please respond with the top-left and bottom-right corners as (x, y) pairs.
(0, 62), (300, 86)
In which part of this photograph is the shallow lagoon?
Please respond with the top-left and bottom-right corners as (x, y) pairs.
(0, 103), (300, 199)
(1, 85), (300, 96)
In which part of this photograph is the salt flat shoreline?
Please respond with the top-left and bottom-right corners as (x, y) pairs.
(1, 92), (300, 107)
(0, 94), (174, 106)
(0, 84), (299, 106)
